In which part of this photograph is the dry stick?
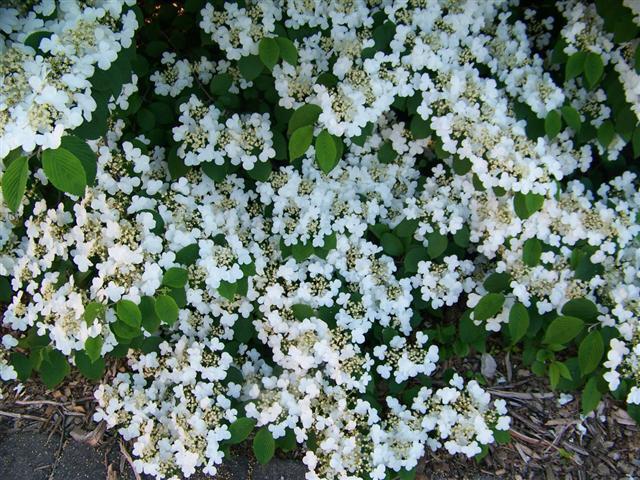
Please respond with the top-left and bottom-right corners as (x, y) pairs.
(0, 409), (48, 422)
(120, 440), (142, 480)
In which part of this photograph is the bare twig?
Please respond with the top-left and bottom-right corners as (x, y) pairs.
(120, 440), (142, 480)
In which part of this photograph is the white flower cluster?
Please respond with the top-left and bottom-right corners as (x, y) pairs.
(0, 0), (138, 159)
(150, 52), (215, 98)
(1, 0), (640, 478)
(173, 94), (275, 169)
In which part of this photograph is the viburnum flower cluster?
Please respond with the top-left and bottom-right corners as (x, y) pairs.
(0, 0), (639, 479)
(0, 0), (137, 159)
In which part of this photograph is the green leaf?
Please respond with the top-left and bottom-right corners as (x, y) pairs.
(247, 160), (272, 181)
(404, 246), (429, 274)
(41, 147), (87, 196)
(378, 142), (397, 164)
(75, 350), (105, 380)
(84, 302), (105, 324)
(544, 110), (562, 139)
(561, 106), (581, 133)
(565, 52), (586, 81)
(380, 232), (404, 256)
(175, 244), (199, 265)
(584, 53), (604, 88)
(10, 352), (32, 381)
(24, 31), (52, 52)
(315, 130), (338, 173)
(253, 427), (275, 465)
(508, 302), (530, 344)
(633, 128), (640, 159)
(426, 231), (448, 259)
(162, 267), (188, 288)
(291, 240), (314, 261)
(292, 304), (315, 320)
(228, 417), (257, 444)
(209, 73), (233, 96)
(288, 125), (314, 160)
(259, 37), (280, 69)
(597, 120), (615, 148)
(238, 55), (264, 81)
(562, 298), (598, 322)
(39, 350), (70, 389)
(453, 226), (470, 248)
(155, 294), (179, 326)
(136, 108), (156, 131)
(581, 376), (602, 414)
(522, 238), (542, 267)
(548, 362), (560, 389)
(543, 316), (584, 345)
(474, 293), (505, 321)
(2, 155), (29, 212)
(513, 192), (544, 220)
(288, 104), (321, 135)
(218, 279), (238, 301)
(85, 335), (103, 362)
(483, 272), (511, 293)
(140, 296), (160, 333)
(276, 37), (298, 66)
(116, 300), (142, 328)
(578, 330), (604, 375)
(60, 135), (97, 185)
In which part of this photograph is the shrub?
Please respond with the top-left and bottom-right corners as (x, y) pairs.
(1, 0), (639, 479)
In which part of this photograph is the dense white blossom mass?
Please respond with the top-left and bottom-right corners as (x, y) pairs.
(1, 1), (640, 479)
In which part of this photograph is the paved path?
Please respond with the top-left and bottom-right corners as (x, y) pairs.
(0, 423), (307, 480)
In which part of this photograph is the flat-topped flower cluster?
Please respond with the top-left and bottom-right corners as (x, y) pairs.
(1, 1), (639, 479)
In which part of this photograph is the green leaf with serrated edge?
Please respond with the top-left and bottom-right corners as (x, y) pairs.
(42, 148), (87, 196)
(474, 293), (505, 321)
(288, 104), (321, 135)
(85, 335), (103, 362)
(116, 300), (141, 328)
(228, 418), (257, 444)
(543, 316), (584, 345)
(253, 427), (275, 465)
(154, 295), (179, 326)
(162, 267), (188, 288)
(315, 130), (338, 173)
(288, 125), (313, 160)
(508, 302), (529, 344)
(276, 37), (298, 65)
(2, 155), (29, 212)
(259, 37), (280, 69)
(578, 330), (604, 375)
